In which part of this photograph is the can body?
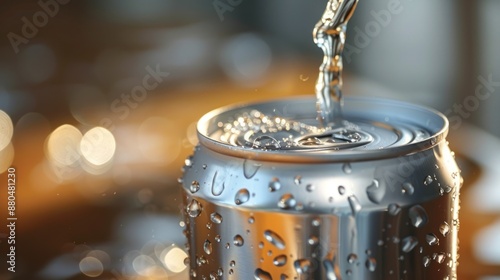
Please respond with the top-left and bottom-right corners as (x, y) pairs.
(181, 97), (461, 280)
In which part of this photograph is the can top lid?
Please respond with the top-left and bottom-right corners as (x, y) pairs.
(197, 97), (448, 163)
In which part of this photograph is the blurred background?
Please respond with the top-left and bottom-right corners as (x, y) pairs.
(0, 0), (499, 279)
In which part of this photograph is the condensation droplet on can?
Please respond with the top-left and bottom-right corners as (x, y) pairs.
(366, 257), (377, 272)
(348, 195), (362, 216)
(426, 233), (439, 246)
(278, 193), (297, 210)
(424, 175), (433, 186)
(342, 163), (352, 174)
(409, 205), (429, 228)
(347, 253), (358, 264)
(190, 181), (200, 193)
(235, 189), (250, 205)
(338, 186), (346, 195)
(186, 199), (202, 218)
(210, 212), (223, 224)
(254, 268), (272, 280)
(294, 175), (302, 185)
(233, 235), (244, 247)
(243, 159), (262, 179)
(312, 217), (321, 227)
(366, 179), (384, 204)
(264, 230), (286, 250)
(203, 239), (213, 255)
(211, 171), (225, 196)
(269, 178), (281, 192)
(273, 255), (287, 267)
(401, 236), (419, 253)
(402, 182), (415, 195)
(294, 259), (312, 274)
(440, 221), (450, 237)
(308, 235), (319, 246)
(388, 204), (402, 216)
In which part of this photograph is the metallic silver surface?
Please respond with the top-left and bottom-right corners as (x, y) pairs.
(314, 0), (359, 126)
(182, 98), (461, 279)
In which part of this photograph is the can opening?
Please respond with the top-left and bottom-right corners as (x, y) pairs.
(197, 97), (448, 163)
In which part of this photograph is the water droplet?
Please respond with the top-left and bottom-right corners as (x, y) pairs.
(280, 274), (289, 280)
(186, 199), (202, 218)
(269, 178), (281, 192)
(401, 236), (418, 253)
(196, 255), (208, 266)
(278, 193), (297, 210)
(254, 268), (272, 280)
(264, 230), (286, 250)
(347, 254), (358, 264)
(306, 184), (315, 192)
(294, 175), (302, 185)
(366, 179), (384, 204)
(308, 235), (319, 246)
(273, 255), (287, 267)
(424, 175), (433, 186)
(338, 186), (346, 195)
(294, 259), (312, 274)
(225, 243), (230, 249)
(409, 205), (428, 228)
(312, 218), (321, 227)
(185, 156), (193, 167)
(388, 204), (401, 216)
(210, 212), (223, 224)
(426, 233), (439, 246)
(235, 189), (250, 205)
(229, 269), (234, 275)
(342, 163), (352, 174)
(233, 235), (244, 247)
(217, 267), (223, 276)
(243, 159), (262, 179)
(423, 256), (431, 267)
(440, 222), (450, 237)
(348, 195), (362, 216)
(433, 252), (446, 264)
(248, 216), (255, 224)
(203, 240), (213, 255)
(402, 182), (415, 195)
(215, 235), (221, 243)
(366, 258), (377, 272)
(189, 181), (200, 193)
(211, 172), (225, 196)
(253, 135), (281, 150)
(230, 260), (236, 267)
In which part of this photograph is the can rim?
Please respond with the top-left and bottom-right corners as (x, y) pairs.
(197, 96), (449, 163)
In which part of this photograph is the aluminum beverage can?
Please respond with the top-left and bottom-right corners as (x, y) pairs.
(181, 97), (461, 280)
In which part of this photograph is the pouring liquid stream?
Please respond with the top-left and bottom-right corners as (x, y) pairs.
(314, 0), (359, 128)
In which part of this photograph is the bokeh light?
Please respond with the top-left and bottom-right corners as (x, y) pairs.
(46, 124), (82, 167)
(0, 110), (13, 151)
(163, 246), (188, 273)
(80, 127), (116, 166)
(132, 255), (156, 276)
(0, 142), (15, 174)
(79, 256), (104, 278)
